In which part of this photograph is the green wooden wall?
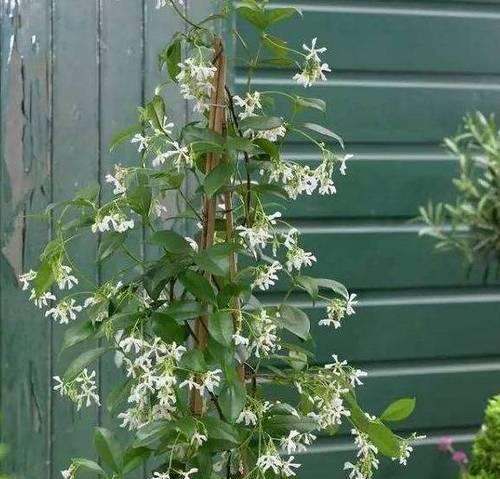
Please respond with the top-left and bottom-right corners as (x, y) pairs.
(2, 0), (500, 478)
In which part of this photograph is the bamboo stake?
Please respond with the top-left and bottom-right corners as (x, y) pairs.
(191, 39), (226, 415)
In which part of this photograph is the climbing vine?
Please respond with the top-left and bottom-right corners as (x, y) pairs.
(20, 1), (419, 478)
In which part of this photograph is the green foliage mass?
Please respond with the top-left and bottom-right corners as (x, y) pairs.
(466, 395), (500, 479)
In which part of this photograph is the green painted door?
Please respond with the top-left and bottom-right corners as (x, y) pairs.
(2, 0), (500, 478)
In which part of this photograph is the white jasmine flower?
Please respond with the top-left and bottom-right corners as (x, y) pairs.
(293, 39), (331, 88)
(340, 154), (353, 176)
(54, 264), (78, 290)
(61, 465), (77, 479)
(281, 456), (301, 477)
(236, 211), (281, 254)
(343, 462), (364, 479)
(105, 164), (128, 195)
(153, 199), (168, 219)
(256, 124), (287, 143)
(178, 468), (198, 479)
(251, 309), (281, 358)
(30, 290), (56, 308)
(201, 369), (222, 394)
(280, 430), (305, 454)
(256, 453), (282, 475)
(234, 91), (262, 119)
(346, 293), (358, 316)
(154, 141), (193, 170)
(252, 261), (282, 290)
(110, 213), (135, 233)
(131, 133), (148, 152)
(191, 432), (208, 447)
(232, 331), (249, 347)
(19, 269), (37, 290)
(349, 368), (367, 388)
(74, 368), (100, 409)
(176, 55), (217, 113)
(45, 299), (82, 324)
(53, 376), (68, 397)
(153, 473), (170, 479)
(91, 214), (112, 233)
(319, 299), (347, 329)
(398, 443), (413, 466)
(237, 408), (258, 426)
(156, 0), (185, 9)
(179, 375), (199, 392)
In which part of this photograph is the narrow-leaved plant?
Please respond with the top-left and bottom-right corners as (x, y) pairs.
(418, 112), (500, 273)
(19, 1), (420, 478)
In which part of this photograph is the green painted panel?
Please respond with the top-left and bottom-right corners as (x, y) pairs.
(305, 291), (500, 363)
(236, 76), (500, 144)
(99, 3), (144, 478)
(237, 2), (500, 74)
(299, 228), (499, 289)
(275, 153), (457, 219)
(0, 0), (51, 476)
(51, 0), (99, 475)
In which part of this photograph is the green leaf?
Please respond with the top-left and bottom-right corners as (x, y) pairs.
(178, 349), (206, 372)
(126, 170), (151, 217)
(279, 305), (310, 340)
(264, 415), (318, 435)
(64, 347), (109, 382)
(240, 115), (284, 131)
(193, 252), (228, 277)
(106, 380), (132, 414)
(164, 300), (204, 321)
(180, 270), (216, 305)
(94, 427), (123, 473)
(262, 33), (288, 59)
(237, 6), (268, 29)
(315, 278), (349, 300)
(295, 96), (326, 112)
(296, 275), (319, 301)
(98, 231), (127, 261)
(151, 230), (193, 254)
(134, 421), (174, 448)
(201, 416), (240, 445)
(303, 123), (344, 148)
(348, 398), (401, 457)
(265, 7), (300, 26)
(72, 458), (106, 475)
(110, 124), (142, 152)
(219, 381), (246, 423)
(123, 447), (151, 474)
(166, 38), (182, 81)
(152, 312), (188, 344)
(226, 136), (257, 154)
(33, 259), (54, 296)
(62, 320), (97, 351)
(144, 95), (166, 131)
(380, 398), (416, 422)
(204, 161), (234, 197)
(208, 311), (234, 347)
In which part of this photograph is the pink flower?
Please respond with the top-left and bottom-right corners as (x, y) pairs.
(438, 436), (453, 452)
(452, 451), (468, 465)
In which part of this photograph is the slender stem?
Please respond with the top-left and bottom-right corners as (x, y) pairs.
(169, 0), (202, 30)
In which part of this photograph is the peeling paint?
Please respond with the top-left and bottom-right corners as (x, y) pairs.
(1, 47), (32, 277)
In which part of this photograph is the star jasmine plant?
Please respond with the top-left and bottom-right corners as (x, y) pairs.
(20, 1), (419, 478)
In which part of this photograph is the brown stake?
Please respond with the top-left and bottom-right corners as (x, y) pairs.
(191, 39), (227, 416)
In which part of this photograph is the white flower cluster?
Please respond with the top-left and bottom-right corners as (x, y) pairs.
(105, 164), (129, 195)
(257, 446), (300, 477)
(251, 261), (282, 291)
(153, 140), (193, 171)
(248, 309), (281, 358)
(83, 280), (124, 322)
(233, 91), (287, 142)
(176, 54), (217, 113)
(280, 430), (317, 455)
(293, 38), (331, 88)
(53, 369), (100, 411)
(118, 335), (186, 430)
(319, 293), (358, 329)
(265, 149), (352, 200)
(236, 211), (281, 255)
(92, 210), (134, 234)
(283, 228), (317, 272)
(155, 0), (185, 9)
(344, 428), (380, 479)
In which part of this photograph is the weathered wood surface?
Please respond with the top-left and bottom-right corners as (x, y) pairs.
(0, 1), (198, 476)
